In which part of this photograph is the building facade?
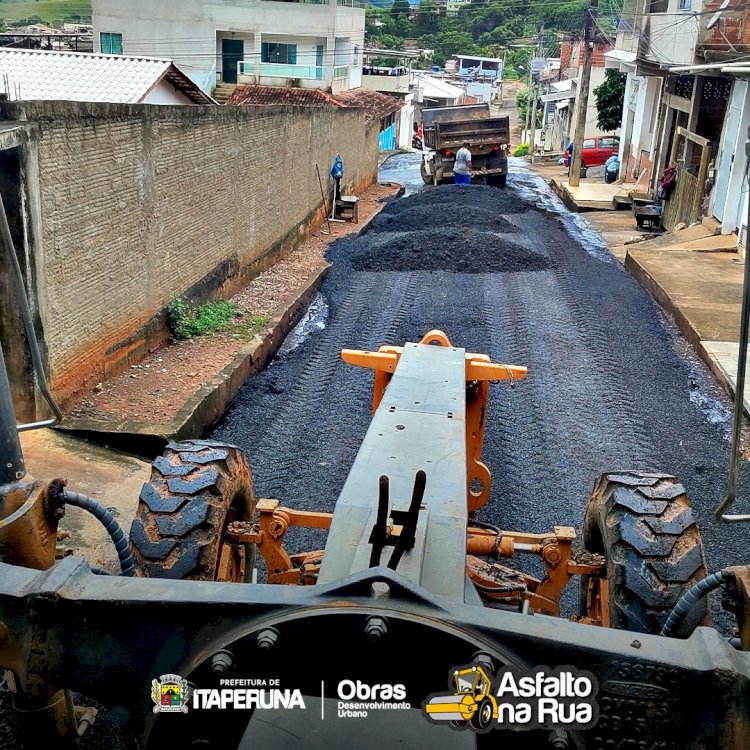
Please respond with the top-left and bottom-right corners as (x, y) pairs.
(610, 0), (745, 234)
(539, 39), (613, 153)
(91, 0), (366, 95)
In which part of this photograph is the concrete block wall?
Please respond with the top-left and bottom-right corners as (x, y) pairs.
(1, 101), (378, 408)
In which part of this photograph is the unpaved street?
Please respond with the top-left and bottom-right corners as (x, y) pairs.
(214, 154), (747, 615)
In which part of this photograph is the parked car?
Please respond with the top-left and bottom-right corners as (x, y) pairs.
(564, 136), (620, 168)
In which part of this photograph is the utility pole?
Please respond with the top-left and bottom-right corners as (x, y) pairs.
(524, 58), (533, 143)
(529, 27), (543, 163)
(569, 0), (598, 187)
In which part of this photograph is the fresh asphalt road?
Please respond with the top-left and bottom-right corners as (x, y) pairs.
(2, 153), (748, 750)
(215, 153), (748, 612)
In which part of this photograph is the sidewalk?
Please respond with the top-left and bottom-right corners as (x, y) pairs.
(625, 239), (747, 411)
(527, 159), (747, 411)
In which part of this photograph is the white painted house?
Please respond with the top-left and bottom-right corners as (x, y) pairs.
(91, 0), (366, 95)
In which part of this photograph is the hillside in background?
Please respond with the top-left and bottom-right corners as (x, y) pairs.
(0, 0), (92, 25)
(367, 0), (618, 78)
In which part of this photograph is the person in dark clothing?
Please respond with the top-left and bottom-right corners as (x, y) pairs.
(487, 145), (509, 189)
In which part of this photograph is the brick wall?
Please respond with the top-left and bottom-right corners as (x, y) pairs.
(1, 101), (378, 406)
(559, 40), (612, 76)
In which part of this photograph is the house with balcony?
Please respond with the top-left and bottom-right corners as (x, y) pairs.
(91, 0), (366, 96)
(608, 0), (747, 233)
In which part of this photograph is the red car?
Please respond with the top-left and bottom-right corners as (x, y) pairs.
(564, 136), (620, 168)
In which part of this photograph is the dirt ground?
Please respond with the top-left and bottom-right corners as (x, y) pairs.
(64, 182), (399, 425)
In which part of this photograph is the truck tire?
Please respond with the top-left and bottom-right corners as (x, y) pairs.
(129, 439), (256, 581)
(579, 472), (708, 636)
(420, 160), (433, 185)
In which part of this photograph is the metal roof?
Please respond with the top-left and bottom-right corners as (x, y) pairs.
(452, 54), (503, 64)
(0, 47), (214, 104)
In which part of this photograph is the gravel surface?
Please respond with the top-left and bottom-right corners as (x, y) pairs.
(4, 153), (749, 750)
(215, 154), (750, 616)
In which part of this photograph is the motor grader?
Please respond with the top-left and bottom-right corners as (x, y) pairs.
(1, 205), (750, 750)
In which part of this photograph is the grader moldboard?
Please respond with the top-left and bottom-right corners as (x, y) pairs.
(1, 220), (750, 750)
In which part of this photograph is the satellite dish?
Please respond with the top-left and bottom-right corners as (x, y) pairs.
(707, 0), (731, 31)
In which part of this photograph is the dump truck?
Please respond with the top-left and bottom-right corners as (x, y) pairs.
(2, 188), (750, 749)
(419, 103), (510, 186)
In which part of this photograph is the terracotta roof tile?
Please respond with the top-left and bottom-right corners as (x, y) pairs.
(227, 85), (341, 107)
(227, 85), (403, 121)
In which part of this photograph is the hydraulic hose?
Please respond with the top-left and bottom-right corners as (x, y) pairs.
(63, 490), (135, 577)
(660, 570), (728, 638)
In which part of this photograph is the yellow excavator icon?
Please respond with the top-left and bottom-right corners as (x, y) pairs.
(424, 665), (498, 731)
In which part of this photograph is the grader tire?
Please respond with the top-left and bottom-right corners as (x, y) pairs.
(580, 471), (708, 636)
(129, 439), (256, 581)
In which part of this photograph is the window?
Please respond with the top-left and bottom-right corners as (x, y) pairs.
(678, 0), (691, 8)
(599, 137), (619, 148)
(261, 43), (297, 65)
(100, 32), (123, 55)
(648, 0), (668, 11)
(583, 139), (595, 149)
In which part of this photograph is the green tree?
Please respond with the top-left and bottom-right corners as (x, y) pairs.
(516, 87), (542, 127)
(594, 69), (627, 132)
(416, 0), (440, 36)
(391, 0), (411, 20)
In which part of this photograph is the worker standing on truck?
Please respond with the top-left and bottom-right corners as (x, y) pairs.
(453, 141), (473, 185)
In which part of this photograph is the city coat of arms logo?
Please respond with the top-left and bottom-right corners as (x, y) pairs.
(151, 674), (190, 714)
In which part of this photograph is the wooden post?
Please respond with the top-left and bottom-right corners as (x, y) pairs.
(569, 0), (598, 188)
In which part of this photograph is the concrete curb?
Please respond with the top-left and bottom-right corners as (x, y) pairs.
(624, 251), (737, 403)
(57, 265), (330, 455)
(57, 183), (405, 456)
(549, 178), (580, 213)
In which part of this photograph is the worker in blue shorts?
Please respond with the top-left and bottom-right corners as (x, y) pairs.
(453, 141), (473, 185)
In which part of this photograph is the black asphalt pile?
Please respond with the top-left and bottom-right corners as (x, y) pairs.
(348, 229), (554, 274)
(382, 183), (531, 215)
(369, 203), (516, 233)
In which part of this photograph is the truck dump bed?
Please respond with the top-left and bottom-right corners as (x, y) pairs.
(422, 104), (490, 128)
(422, 104), (509, 151)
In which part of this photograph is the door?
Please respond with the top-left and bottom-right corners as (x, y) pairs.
(222, 39), (244, 84)
(713, 87), (742, 222)
(316, 44), (324, 79)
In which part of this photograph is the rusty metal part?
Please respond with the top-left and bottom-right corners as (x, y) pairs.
(466, 555), (527, 602)
(1, 477), (81, 744)
(341, 329), (526, 514)
(0, 479), (59, 571)
(722, 566), (750, 651)
(226, 499), (332, 584)
(466, 525), (605, 617)
(216, 508), (246, 583)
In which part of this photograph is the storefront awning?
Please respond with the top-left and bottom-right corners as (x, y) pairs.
(604, 49), (637, 72)
(541, 86), (575, 103)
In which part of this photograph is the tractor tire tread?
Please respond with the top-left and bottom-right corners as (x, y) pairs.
(129, 441), (255, 580)
(582, 472), (708, 635)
